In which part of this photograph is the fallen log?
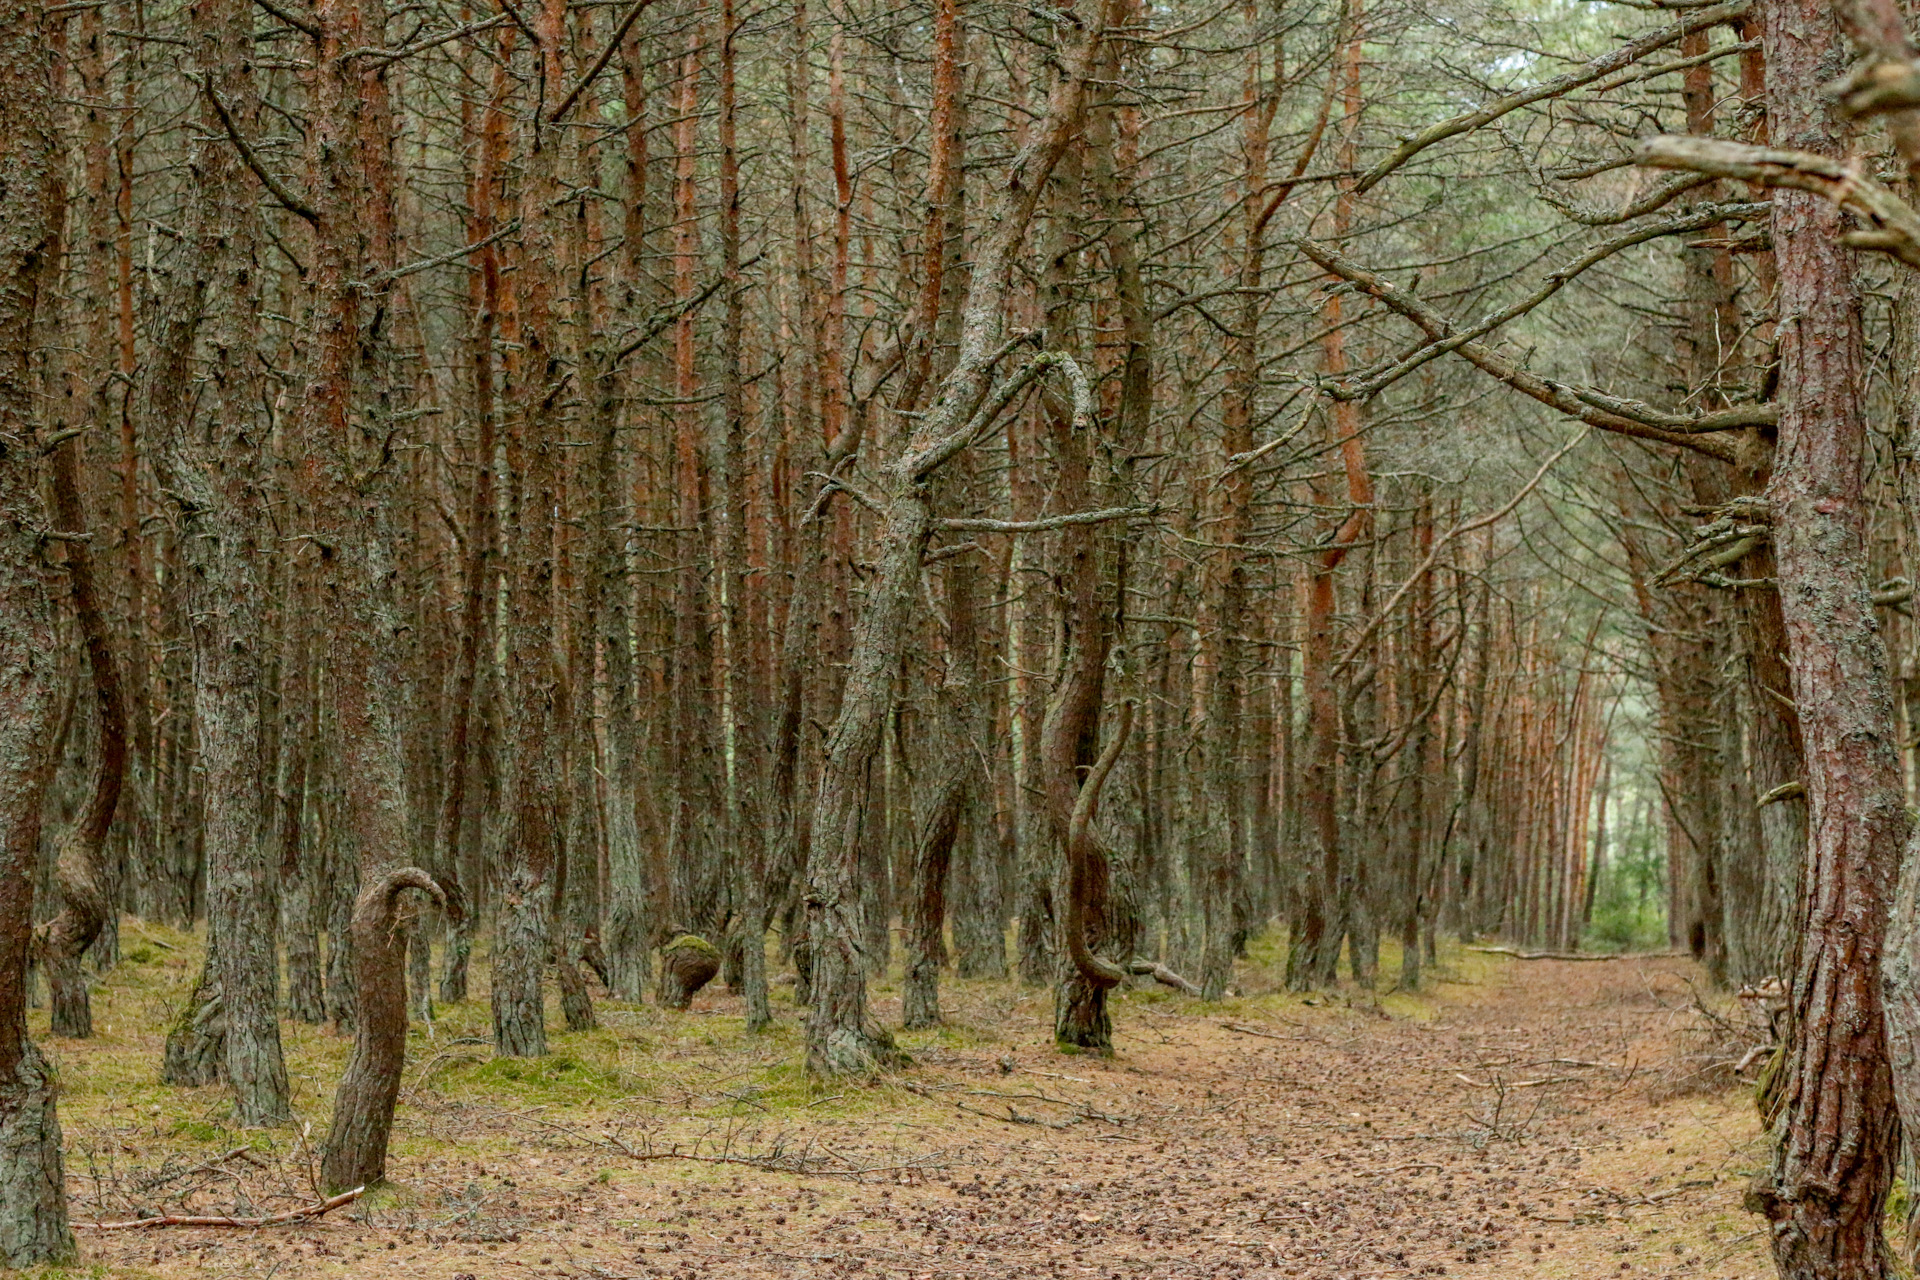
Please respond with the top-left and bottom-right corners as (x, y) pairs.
(76, 1185), (366, 1230)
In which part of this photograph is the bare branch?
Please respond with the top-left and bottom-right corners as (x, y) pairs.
(1356, 0), (1751, 193)
(1294, 237), (1740, 461)
(547, 0), (661, 124)
(1636, 134), (1920, 270)
(201, 76), (319, 227)
(937, 506), (1148, 534)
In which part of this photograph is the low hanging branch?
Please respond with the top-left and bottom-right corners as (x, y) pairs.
(1466, 946), (1685, 962)
(1636, 135), (1920, 270)
(546, 0), (662, 123)
(1354, 0), (1750, 192)
(612, 258), (759, 364)
(1333, 424), (1588, 676)
(1333, 200), (1770, 404)
(1294, 238), (1741, 462)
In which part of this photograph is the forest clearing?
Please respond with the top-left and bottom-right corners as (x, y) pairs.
(46, 937), (1772, 1280)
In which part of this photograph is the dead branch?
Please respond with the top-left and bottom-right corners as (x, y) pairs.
(1636, 134), (1920, 269)
(601, 1130), (944, 1179)
(1355, 0), (1751, 192)
(1466, 945), (1685, 960)
(1220, 1021), (1314, 1042)
(1295, 238), (1740, 462)
(1128, 958), (1202, 995)
(1757, 780), (1805, 807)
(76, 1185), (365, 1230)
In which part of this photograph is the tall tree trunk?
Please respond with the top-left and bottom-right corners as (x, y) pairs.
(0, 1), (76, 1257)
(601, 16), (653, 1005)
(435, 37), (506, 1007)
(492, 6), (571, 1059)
(154, 0), (291, 1126)
(1291, 2), (1371, 990)
(1748, 0), (1906, 1271)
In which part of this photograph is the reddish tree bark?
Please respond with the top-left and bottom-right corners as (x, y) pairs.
(1745, 0), (1906, 1270)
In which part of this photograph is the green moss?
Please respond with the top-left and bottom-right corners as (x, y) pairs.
(169, 1118), (225, 1143)
(460, 1051), (623, 1105)
(663, 934), (718, 956)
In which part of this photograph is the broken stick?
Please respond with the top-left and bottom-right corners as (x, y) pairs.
(77, 1185), (366, 1230)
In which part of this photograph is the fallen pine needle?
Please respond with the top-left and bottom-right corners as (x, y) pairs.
(77, 1185), (366, 1230)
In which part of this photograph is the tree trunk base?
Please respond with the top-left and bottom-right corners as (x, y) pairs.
(1054, 976), (1112, 1056)
(0, 1040), (75, 1267)
(44, 946), (90, 1039)
(902, 956), (939, 1030)
(161, 973), (225, 1087)
(491, 877), (547, 1059)
(558, 957), (595, 1032)
(809, 1023), (910, 1077)
(1746, 1167), (1895, 1280)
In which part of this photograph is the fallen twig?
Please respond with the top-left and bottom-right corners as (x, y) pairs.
(1466, 945), (1684, 961)
(1454, 1073), (1584, 1089)
(1360, 1162), (1444, 1178)
(77, 1185), (365, 1230)
(1220, 1021), (1315, 1042)
(601, 1129), (944, 1179)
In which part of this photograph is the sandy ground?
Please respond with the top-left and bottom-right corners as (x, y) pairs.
(46, 938), (1775, 1280)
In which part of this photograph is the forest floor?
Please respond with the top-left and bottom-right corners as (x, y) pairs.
(34, 927), (1777, 1280)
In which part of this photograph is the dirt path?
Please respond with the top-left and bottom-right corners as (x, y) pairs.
(56, 941), (1774, 1280)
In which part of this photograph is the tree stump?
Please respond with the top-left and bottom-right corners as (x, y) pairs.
(658, 936), (720, 1011)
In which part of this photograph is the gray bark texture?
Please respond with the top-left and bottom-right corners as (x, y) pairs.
(321, 868), (445, 1193)
(0, 2), (76, 1254)
(802, 0), (1114, 1078)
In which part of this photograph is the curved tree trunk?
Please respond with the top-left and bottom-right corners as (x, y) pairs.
(0, 7), (76, 1252)
(903, 515), (984, 1030)
(321, 869), (444, 1194)
(805, 2), (1113, 1078)
(37, 435), (129, 1038)
(903, 725), (965, 1030)
(1041, 370), (1130, 1053)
